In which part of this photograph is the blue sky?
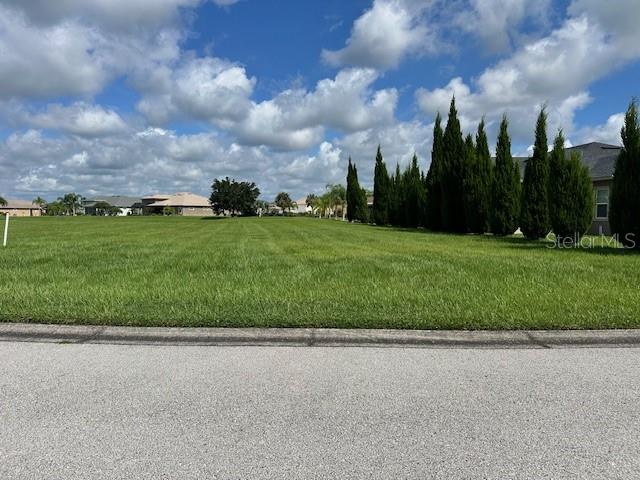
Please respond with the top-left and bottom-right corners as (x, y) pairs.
(1, 0), (639, 201)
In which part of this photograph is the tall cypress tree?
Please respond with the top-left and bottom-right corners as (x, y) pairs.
(475, 118), (493, 233)
(491, 115), (520, 235)
(346, 157), (356, 222)
(358, 186), (369, 223)
(463, 133), (482, 233)
(346, 157), (367, 223)
(389, 163), (403, 226)
(441, 97), (466, 232)
(403, 153), (425, 228)
(521, 108), (550, 239)
(372, 146), (391, 225)
(425, 112), (444, 231)
(549, 130), (592, 242)
(610, 99), (640, 248)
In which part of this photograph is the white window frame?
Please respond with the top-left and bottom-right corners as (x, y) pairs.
(594, 187), (609, 220)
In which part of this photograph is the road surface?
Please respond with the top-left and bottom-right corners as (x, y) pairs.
(1, 341), (639, 479)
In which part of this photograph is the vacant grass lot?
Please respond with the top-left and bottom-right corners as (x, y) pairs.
(1, 216), (638, 329)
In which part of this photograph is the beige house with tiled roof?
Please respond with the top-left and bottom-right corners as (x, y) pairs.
(0, 200), (42, 217)
(141, 192), (214, 216)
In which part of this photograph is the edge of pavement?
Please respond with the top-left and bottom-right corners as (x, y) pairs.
(1, 322), (640, 348)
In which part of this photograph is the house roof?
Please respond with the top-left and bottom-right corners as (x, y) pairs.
(567, 142), (621, 179)
(514, 142), (621, 180)
(142, 194), (171, 201)
(0, 199), (39, 209)
(84, 195), (141, 208)
(146, 192), (210, 208)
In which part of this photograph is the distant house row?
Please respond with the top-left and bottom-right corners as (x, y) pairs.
(1, 142), (621, 233)
(83, 192), (214, 216)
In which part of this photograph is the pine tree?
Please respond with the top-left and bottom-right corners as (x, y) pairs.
(491, 115), (520, 235)
(520, 108), (550, 239)
(610, 99), (640, 248)
(441, 97), (466, 232)
(372, 146), (391, 225)
(475, 118), (493, 233)
(425, 113), (444, 231)
(549, 130), (592, 242)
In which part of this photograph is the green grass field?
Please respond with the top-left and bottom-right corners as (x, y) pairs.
(0, 216), (638, 329)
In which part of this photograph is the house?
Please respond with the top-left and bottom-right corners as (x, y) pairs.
(294, 197), (312, 215)
(568, 142), (620, 235)
(0, 200), (42, 217)
(516, 142), (621, 235)
(141, 192), (214, 216)
(83, 196), (142, 216)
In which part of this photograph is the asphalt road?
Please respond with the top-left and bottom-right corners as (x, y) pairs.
(1, 342), (639, 479)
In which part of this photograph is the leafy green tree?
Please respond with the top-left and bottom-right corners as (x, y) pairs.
(521, 108), (550, 239)
(33, 196), (47, 213)
(45, 201), (64, 216)
(93, 201), (113, 216)
(549, 130), (592, 242)
(0, 196), (6, 207)
(255, 199), (270, 215)
(372, 146), (391, 225)
(491, 115), (520, 235)
(425, 112), (444, 231)
(275, 192), (295, 215)
(210, 177), (261, 216)
(324, 184), (347, 219)
(610, 99), (640, 248)
(441, 97), (466, 232)
(305, 194), (317, 210)
(58, 193), (83, 216)
(315, 194), (331, 218)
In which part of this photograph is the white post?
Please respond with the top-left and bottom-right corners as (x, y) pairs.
(3, 214), (8, 247)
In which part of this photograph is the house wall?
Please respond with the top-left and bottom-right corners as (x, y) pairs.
(178, 207), (214, 217)
(0, 208), (41, 217)
(589, 179), (611, 236)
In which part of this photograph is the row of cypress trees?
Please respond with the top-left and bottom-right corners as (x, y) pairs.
(351, 97), (640, 244)
(371, 97), (523, 236)
(366, 97), (595, 240)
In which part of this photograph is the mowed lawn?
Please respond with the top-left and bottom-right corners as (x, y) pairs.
(1, 216), (639, 329)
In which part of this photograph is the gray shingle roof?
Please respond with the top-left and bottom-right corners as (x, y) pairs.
(84, 196), (141, 208)
(566, 142), (621, 179)
(514, 142), (621, 180)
